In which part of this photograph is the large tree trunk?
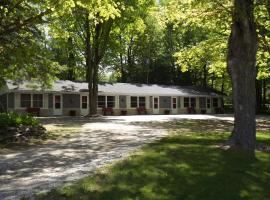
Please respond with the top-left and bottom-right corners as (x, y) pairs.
(256, 79), (263, 112)
(85, 14), (94, 116)
(227, 0), (258, 150)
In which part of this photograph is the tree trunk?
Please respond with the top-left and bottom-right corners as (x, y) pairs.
(203, 64), (208, 87)
(85, 14), (94, 116)
(227, 0), (258, 150)
(262, 79), (267, 109)
(256, 79), (262, 112)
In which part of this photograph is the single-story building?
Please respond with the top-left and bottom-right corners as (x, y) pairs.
(0, 80), (225, 116)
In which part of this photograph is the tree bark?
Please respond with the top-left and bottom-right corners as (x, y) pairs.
(227, 0), (258, 150)
(256, 79), (262, 112)
(85, 14), (95, 116)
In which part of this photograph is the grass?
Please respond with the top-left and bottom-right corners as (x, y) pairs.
(34, 119), (270, 200)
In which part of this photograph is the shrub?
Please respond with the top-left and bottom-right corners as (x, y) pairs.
(0, 112), (40, 128)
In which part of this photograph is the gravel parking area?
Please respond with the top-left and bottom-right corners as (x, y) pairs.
(0, 114), (239, 200)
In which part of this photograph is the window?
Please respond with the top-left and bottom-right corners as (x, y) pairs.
(154, 97), (159, 109)
(190, 98), (196, 108)
(98, 96), (106, 108)
(97, 96), (115, 108)
(82, 96), (88, 109)
(107, 96), (115, 108)
(33, 94), (43, 108)
(21, 94), (31, 108)
(213, 98), (218, 108)
(139, 97), (146, 107)
(199, 97), (206, 108)
(172, 97), (177, 109)
(131, 96), (137, 108)
(54, 95), (61, 109)
(184, 97), (189, 108)
(207, 98), (211, 108)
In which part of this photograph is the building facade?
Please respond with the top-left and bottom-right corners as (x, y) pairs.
(0, 80), (225, 116)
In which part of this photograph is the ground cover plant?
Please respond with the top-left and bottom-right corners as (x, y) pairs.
(34, 119), (270, 200)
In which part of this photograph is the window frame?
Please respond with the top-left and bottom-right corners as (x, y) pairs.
(97, 95), (115, 108)
(138, 96), (146, 107)
(130, 96), (146, 108)
(106, 96), (115, 108)
(81, 95), (88, 109)
(184, 97), (189, 108)
(190, 97), (196, 108)
(97, 95), (106, 108)
(213, 98), (218, 108)
(33, 94), (43, 108)
(20, 93), (32, 108)
(172, 97), (177, 109)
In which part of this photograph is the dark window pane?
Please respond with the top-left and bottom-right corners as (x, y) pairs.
(55, 103), (61, 109)
(199, 97), (206, 108)
(21, 94), (31, 108)
(184, 97), (189, 108)
(213, 98), (218, 107)
(82, 96), (87, 102)
(131, 96), (137, 108)
(139, 97), (145, 107)
(98, 96), (106, 108)
(154, 98), (158, 109)
(107, 96), (115, 108)
(172, 97), (177, 109)
(54, 96), (61, 109)
(190, 98), (196, 108)
(82, 96), (88, 109)
(82, 103), (87, 109)
(33, 94), (43, 108)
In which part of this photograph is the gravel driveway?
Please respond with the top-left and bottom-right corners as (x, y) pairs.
(0, 115), (233, 200)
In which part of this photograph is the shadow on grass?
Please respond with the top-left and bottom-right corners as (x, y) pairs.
(36, 133), (270, 200)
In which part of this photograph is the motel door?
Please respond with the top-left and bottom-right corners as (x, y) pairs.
(171, 97), (178, 114)
(53, 94), (62, 115)
(206, 97), (211, 114)
(80, 94), (89, 116)
(153, 97), (159, 114)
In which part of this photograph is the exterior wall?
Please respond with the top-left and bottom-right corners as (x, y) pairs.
(8, 93), (14, 108)
(62, 109), (81, 116)
(7, 91), (224, 116)
(48, 94), (53, 108)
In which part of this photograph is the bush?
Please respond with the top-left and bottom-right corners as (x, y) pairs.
(0, 112), (40, 128)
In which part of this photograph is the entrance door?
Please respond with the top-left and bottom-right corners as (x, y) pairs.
(153, 97), (159, 114)
(53, 95), (62, 115)
(171, 97), (178, 114)
(80, 95), (89, 116)
(206, 97), (211, 114)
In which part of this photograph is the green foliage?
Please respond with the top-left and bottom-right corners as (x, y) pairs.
(0, 112), (40, 128)
(0, 0), (65, 86)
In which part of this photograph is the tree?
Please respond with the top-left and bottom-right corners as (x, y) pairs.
(227, 0), (258, 150)
(0, 0), (63, 86)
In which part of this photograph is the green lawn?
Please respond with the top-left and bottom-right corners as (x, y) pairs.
(34, 120), (270, 200)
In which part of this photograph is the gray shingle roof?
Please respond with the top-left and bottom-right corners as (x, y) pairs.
(5, 80), (224, 97)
